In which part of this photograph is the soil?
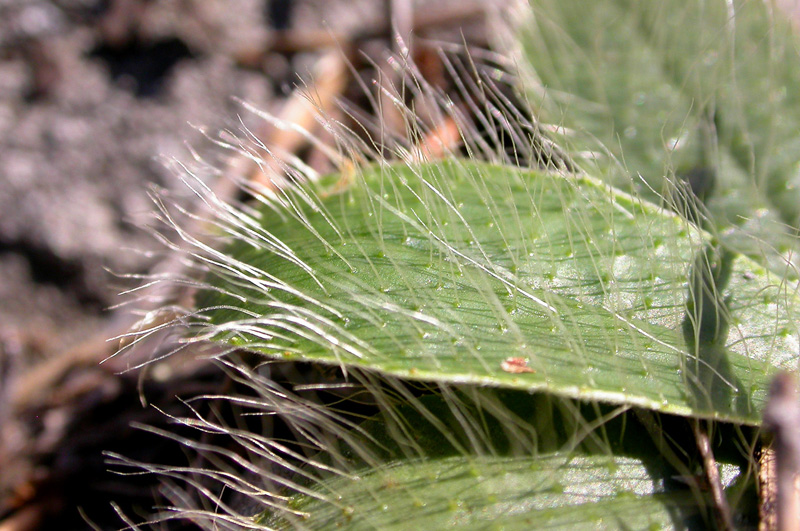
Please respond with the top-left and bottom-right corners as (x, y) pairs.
(0, 0), (283, 354)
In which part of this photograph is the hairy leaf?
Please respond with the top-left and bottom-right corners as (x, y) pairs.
(521, 0), (800, 269)
(195, 160), (798, 425)
(263, 453), (707, 530)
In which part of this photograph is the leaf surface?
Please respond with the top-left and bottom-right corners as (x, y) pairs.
(196, 161), (798, 424)
(521, 0), (800, 269)
(263, 453), (710, 530)
(258, 391), (738, 530)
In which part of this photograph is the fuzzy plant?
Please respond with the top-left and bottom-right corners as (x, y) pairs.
(114, 0), (800, 529)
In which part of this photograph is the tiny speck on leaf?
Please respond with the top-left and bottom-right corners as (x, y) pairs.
(501, 357), (535, 374)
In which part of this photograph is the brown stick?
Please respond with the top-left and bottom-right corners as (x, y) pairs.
(763, 372), (800, 531)
(694, 421), (734, 530)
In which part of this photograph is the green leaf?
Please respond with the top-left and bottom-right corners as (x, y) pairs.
(521, 0), (800, 267)
(264, 453), (703, 530)
(258, 391), (752, 529)
(195, 160), (798, 424)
